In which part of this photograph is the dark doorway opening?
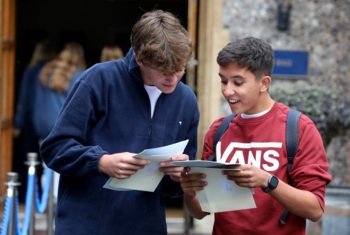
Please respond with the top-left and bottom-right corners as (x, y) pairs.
(16, 0), (188, 71)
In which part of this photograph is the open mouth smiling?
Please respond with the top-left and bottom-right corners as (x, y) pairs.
(228, 99), (239, 104)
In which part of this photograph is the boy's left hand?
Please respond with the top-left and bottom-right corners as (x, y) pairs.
(222, 164), (270, 188)
(159, 154), (189, 182)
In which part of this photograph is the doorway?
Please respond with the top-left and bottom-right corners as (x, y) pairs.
(15, 0), (189, 74)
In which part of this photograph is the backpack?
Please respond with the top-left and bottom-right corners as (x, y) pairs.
(208, 108), (301, 224)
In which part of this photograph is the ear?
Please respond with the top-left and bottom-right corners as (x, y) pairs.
(134, 52), (142, 66)
(260, 75), (272, 92)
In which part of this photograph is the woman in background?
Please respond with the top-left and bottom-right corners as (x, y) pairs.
(33, 42), (86, 140)
(13, 39), (56, 202)
(33, 42), (86, 200)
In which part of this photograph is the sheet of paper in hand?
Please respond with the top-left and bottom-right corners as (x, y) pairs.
(172, 160), (256, 213)
(103, 139), (189, 192)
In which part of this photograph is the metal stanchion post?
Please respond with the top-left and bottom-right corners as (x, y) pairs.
(5, 172), (21, 235)
(47, 169), (55, 235)
(25, 152), (40, 235)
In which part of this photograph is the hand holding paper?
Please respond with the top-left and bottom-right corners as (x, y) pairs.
(103, 139), (189, 192)
(159, 154), (189, 182)
(174, 160), (256, 213)
(99, 152), (151, 179)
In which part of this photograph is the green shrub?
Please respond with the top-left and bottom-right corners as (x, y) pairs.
(270, 81), (350, 146)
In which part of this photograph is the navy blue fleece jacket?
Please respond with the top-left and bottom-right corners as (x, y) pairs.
(40, 48), (200, 235)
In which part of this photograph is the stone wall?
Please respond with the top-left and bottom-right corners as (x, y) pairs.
(222, 0), (350, 94)
(221, 0), (350, 186)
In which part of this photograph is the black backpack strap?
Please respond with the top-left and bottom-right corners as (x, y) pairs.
(207, 114), (236, 161)
(285, 108), (301, 184)
(279, 108), (301, 225)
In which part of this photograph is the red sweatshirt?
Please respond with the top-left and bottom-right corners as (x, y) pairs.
(202, 102), (332, 235)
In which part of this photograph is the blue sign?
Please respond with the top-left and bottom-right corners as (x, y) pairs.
(272, 50), (309, 77)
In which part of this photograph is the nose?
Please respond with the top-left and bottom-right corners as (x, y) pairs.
(166, 71), (183, 82)
(165, 74), (177, 81)
(222, 82), (235, 96)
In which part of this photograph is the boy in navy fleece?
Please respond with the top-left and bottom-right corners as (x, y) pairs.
(41, 10), (199, 235)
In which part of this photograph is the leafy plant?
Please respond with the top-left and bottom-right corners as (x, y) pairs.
(270, 81), (350, 146)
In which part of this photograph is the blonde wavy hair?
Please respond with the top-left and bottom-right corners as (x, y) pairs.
(39, 42), (86, 93)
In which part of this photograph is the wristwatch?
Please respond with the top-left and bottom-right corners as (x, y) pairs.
(262, 175), (279, 193)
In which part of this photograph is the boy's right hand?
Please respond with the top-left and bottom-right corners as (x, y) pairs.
(180, 167), (208, 198)
(99, 153), (150, 179)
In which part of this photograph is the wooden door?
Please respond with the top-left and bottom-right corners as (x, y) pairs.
(0, 0), (16, 200)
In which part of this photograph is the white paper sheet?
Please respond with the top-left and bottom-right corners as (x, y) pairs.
(103, 139), (189, 192)
(192, 167), (256, 213)
(172, 160), (256, 213)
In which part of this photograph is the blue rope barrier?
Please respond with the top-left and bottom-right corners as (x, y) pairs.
(0, 195), (12, 235)
(16, 173), (35, 235)
(1, 164), (53, 235)
(36, 167), (52, 213)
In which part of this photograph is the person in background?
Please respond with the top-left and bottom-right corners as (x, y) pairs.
(13, 39), (56, 202)
(40, 10), (199, 235)
(33, 42), (86, 200)
(32, 41), (86, 141)
(180, 37), (331, 235)
(100, 43), (124, 62)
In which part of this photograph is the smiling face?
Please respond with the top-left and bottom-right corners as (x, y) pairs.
(219, 62), (273, 115)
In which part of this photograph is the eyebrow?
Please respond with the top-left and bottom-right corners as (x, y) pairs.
(218, 73), (244, 80)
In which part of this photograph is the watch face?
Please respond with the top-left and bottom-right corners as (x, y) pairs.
(263, 175), (279, 193)
(269, 175), (279, 188)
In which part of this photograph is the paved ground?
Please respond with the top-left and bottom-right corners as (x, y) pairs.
(2, 186), (349, 235)
(29, 209), (213, 235)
